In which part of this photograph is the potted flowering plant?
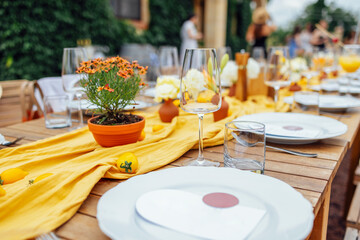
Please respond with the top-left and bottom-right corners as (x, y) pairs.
(77, 56), (148, 147)
(154, 76), (180, 122)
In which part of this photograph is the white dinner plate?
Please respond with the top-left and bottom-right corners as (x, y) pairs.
(310, 78), (360, 94)
(144, 88), (156, 98)
(221, 80), (231, 87)
(97, 167), (314, 240)
(236, 113), (347, 144)
(68, 99), (150, 111)
(283, 95), (360, 112)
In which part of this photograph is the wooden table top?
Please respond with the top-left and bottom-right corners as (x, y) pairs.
(1, 109), (359, 239)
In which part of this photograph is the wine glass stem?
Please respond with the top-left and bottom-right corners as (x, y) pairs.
(75, 91), (84, 127)
(197, 113), (204, 162)
(274, 86), (280, 112)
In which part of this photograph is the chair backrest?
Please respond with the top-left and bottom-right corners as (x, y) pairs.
(20, 81), (44, 122)
(0, 80), (28, 127)
(0, 80), (45, 127)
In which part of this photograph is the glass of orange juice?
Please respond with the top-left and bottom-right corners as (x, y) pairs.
(339, 45), (360, 94)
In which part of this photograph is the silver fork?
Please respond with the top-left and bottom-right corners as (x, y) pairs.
(36, 232), (59, 240)
(231, 132), (318, 158)
(1, 137), (23, 146)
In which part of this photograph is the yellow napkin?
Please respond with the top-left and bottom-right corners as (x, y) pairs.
(0, 96), (287, 239)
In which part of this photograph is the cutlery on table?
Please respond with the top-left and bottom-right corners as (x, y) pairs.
(231, 132), (318, 158)
(0, 134), (24, 146)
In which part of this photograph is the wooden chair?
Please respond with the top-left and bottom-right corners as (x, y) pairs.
(344, 227), (359, 240)
(346, 183), (360, 231)
(20, 80), (44, 122)
(0, 80), (43, 127)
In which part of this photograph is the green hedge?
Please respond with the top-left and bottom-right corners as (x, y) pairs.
(0, 0), (138, 81)
(144, 0), (193, 49)
(226, 0), (252, 57)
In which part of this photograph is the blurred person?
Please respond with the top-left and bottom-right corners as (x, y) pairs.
(344, 30), (359, 44)
(246, 7), (277, 58)
(288, 25), (302, 58)
(300, 23), (314, 54)
(311, 19), (328, 50)
(180, 13), (203, 64)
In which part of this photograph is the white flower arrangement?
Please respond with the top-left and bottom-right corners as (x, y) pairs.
(290, 57), (308, 82)
(182, 69), (206, 98)
(246, 58), (260, 79)
(220, 60), (238, 86)
(154, 76), (180, 102)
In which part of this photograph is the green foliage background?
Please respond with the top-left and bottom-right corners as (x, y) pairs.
(226, 0), (252, 57)
(144, 0), (193, 49)
(0, 0), (195, 81)
(0, 0), (138, 81)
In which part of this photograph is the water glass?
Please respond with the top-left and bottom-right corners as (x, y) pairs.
(159, 46), (179, 76)
(44, 95), (71, 129)
(224, 121), (266, 174)
(292, 91), (319, 115)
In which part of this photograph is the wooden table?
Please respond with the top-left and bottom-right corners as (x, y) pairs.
(1, 110), (360, 240)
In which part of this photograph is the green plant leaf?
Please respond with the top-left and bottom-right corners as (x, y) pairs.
(220, 54), (229, 73)
(208, 58), (213, 77)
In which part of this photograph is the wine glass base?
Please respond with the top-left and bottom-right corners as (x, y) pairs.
(187, 159), (220, 167)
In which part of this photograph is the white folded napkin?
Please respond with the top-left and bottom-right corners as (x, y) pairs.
(136, 189), (266, 240)
(266, 123), (322, 138)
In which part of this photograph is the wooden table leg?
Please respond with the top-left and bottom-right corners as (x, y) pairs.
(309, 185), (331, 240)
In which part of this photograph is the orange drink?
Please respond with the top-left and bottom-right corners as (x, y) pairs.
(339, 55), (360, 73)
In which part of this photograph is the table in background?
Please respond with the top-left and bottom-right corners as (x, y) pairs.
(1, 109), (360, 240)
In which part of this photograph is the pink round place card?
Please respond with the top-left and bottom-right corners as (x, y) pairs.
(202, 192), (239, 208)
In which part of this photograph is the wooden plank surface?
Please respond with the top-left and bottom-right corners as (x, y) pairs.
(0, 108), (359, 239)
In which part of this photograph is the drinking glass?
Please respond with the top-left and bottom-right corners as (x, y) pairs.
(339, 44), (360, 95)
(61, 48), (88, 129)
(302, 49), (319, 86)
(44, 95), (72, 129)
(159, 46), (179, 76)
(264, 47), (291, 111)
(252, 47), (265, 63)
(180, 48), (221, 167)
(217, 46), (232, 61)
(224, 121), (265, 174)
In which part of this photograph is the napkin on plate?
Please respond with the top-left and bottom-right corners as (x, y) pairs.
(136, 189), (266, 240)
(266, 123), (322, 138)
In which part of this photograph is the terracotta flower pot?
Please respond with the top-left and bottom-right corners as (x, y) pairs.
(88, 115), (145, 147)
(212, 95), (229, 122)
(228, 83), (236, 97)
(158, 99), (179, 123)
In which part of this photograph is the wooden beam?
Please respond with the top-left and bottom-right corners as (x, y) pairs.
(204, 0), (228, 48)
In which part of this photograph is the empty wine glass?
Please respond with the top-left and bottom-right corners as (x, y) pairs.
(180, 48), (221, 167)
(217, 46), (232, 60)
(159, 46), (179, 76)
(61, 48), (88, 129)
(264, 47), (291, 111)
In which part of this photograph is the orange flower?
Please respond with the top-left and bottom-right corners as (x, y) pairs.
(97, 86), (104, 92)
(104, 83), (114, 92)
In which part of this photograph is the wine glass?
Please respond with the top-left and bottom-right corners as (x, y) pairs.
(302, 48), (319, 86)
(180, 48), (221, 167)
(339, 44), (360, 95)
(217, 46), (232, 61)
(61, 48), (88, 129)
(159, 46), (179, 76)
(264, 47), (291, 111)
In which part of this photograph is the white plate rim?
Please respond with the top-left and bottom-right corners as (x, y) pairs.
(97, 166), (314, 240)
(283, 95), (360, 111)
(236, 112), (347, 144)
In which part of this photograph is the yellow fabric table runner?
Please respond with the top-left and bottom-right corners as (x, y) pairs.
(0, 96), (288, 239)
